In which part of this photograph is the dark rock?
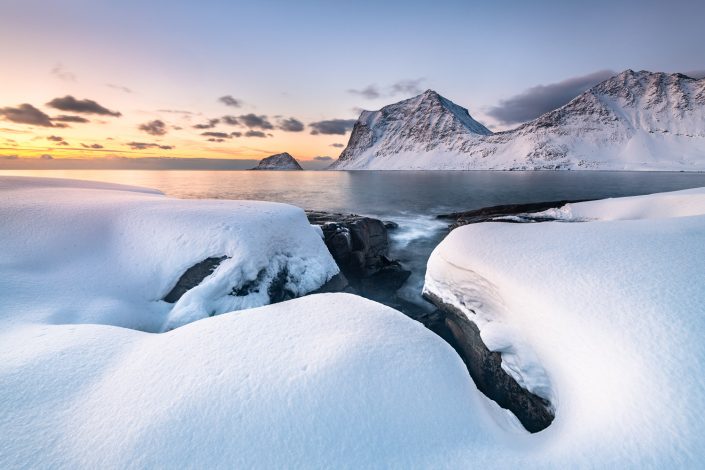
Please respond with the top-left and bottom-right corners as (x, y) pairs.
(163, 256), (228, 303)
(359, 257), (411, 302)
(306, 210), (410, 302)
(422, 291), (555, 433)
(312, 272), (357, 294)
(383, 220), (399, 230)
(438, 199), (592, 229)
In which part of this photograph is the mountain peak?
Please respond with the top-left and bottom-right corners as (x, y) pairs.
(331, 69), (705, 171)
(331, 90), (491, 167)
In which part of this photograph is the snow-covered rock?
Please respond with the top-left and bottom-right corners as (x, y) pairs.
(0, 293), (486, 468)
(252, 152), (303, 170)
(332, 70), (705, 170)
(424, 187), (705, 465)
(0, 176), (337, 331)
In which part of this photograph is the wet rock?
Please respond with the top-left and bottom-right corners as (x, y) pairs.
(438, 199), (591, 229)
(163, 256), (228, 303)
(306, 211), (410, 302)
(422, 291), (555, 433)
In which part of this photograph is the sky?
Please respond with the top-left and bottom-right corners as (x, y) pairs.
(1, 0), (704, 169)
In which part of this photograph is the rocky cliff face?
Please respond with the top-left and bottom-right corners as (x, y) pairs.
(331, 90), (491, 168)
(252, 152), (303, 170)
(331, 70), (705, 170)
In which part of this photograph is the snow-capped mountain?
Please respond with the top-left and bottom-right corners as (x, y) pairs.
(252, 152), (303, 170)
(330, 70), (705, 170)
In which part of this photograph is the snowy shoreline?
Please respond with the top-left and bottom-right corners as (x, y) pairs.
(2, 176), (704, 467)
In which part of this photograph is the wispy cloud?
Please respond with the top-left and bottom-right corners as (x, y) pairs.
(348, 78), (425, 100)
(193, 118), (220, 129)
(127, 141), (173, 150)
(219, 95), (242, 107)
(106, 83), (133, 93)
(50, 63), (76, 82)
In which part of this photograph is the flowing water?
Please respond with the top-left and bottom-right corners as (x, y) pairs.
(5, 170), (705, 309)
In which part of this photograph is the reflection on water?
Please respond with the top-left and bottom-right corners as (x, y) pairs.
(4, 169), (705, 309)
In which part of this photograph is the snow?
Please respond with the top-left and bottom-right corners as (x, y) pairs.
(0, 176), (338, 331)
(0, 293), (489, 468)
(4, 175), (705, 466)
(424, 186), (705, 465)
(332, 71), (705, 171)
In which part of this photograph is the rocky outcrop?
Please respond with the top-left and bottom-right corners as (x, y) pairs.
(163, 256), (228, 303)
(422, 291), (555, 433)
(438, 199), (590, 229)
(307, 211), (410, 303)
(252, 152), (303, 170)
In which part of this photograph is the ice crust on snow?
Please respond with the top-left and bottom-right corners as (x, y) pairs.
(0, 176), (338, 331)
(424, 186), (705, 465)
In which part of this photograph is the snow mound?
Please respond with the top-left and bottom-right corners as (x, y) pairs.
(0, 176), (338, 332)
(0, 293), (492, 468)
(424, 186), (705, 465)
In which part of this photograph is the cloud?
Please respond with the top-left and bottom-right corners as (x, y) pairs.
(0, 104), (55, 127)
(207, 138), (226, 142)
(231, 131), (242, 138)
(684, 70), (705, 79)
(159, 109), (195, 115)
(46, 95), (121, 117)
(244, 130), (267, 138)
(81, 143), (104, 149)
(219, 95), (242, 107)
(330, 143), (345, 148)
(486, 69), (615, 125)
(48, 135), (69, 146)
(390, 78), (424, 96)
(201, 131), (230, 139)
(0, 154), (18, 159)
(313, 156), (333, 161)
(277, 117), (304, 132)
(51, 63), (76, 82)
(221, 115), (240, 126)
(193, 118), (220, 129)
(138, 119), (167, 136)
(239, 114), (273, 130)
(348, 85), (381, 99)
(309, 119), (356, 135)
(52, 114), (89, 123)
(348, 78), (424, 100)
(127, 142), (173, 150)
(106, 83), (133, 93)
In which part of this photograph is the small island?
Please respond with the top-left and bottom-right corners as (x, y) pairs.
(251, 152), (303, 171)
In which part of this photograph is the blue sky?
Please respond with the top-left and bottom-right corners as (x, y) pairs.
(1, 0), (703, 166)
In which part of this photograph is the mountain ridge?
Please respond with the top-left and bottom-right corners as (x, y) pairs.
(330, 70), (705, 171)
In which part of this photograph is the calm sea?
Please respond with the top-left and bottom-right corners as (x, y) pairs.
(4, 169), (705, 308)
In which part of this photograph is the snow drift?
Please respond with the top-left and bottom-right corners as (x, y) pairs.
(0, 176), (338, 331)
(424, 187), (705, 465)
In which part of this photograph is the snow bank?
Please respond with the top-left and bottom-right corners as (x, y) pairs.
(0, 176), (338, 331)
(424, 187), (705, 465)
(0, 293), (493, 468)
